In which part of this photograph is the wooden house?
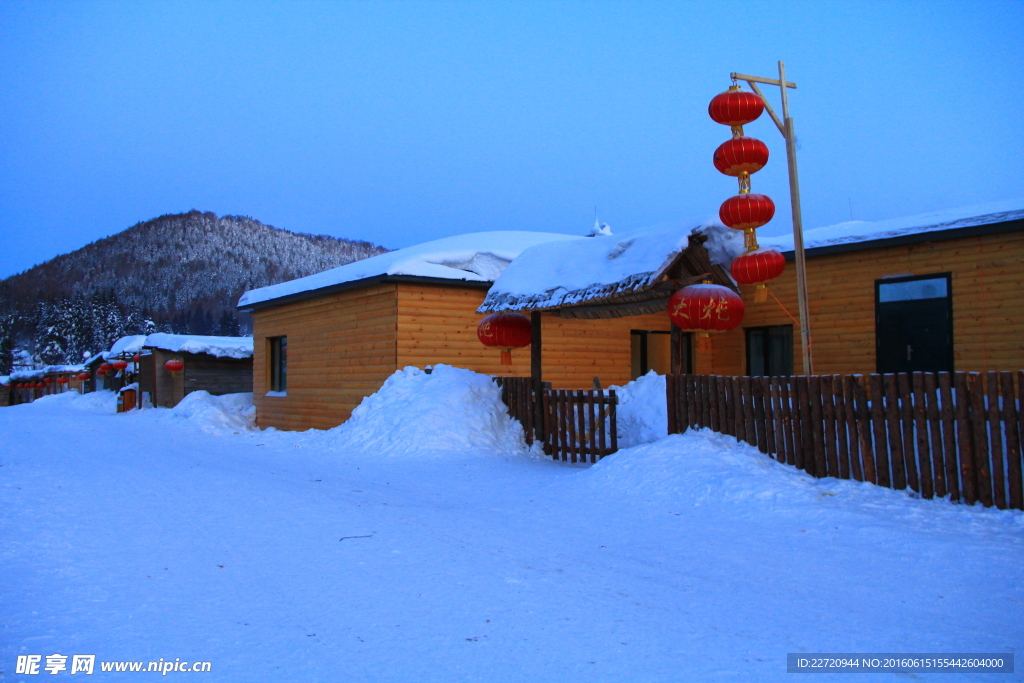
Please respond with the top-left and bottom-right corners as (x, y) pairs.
(699, 201), (1024, 377)
(137, 333), (253, 409)
(238, 229), (733, 431)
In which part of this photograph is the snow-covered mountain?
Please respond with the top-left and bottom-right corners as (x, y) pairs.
(0, 211), (388, 367)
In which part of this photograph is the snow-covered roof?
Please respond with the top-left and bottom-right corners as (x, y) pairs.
(143, 333), (254, 359)
(238, 231), (580, 309)
(759, 198), (1024, 253)
(106, 335), (148, 358)
(480, 218), (725, 312)
(9, 365), (85, 381)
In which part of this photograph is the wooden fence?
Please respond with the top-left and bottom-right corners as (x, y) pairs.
(667, 371), (1024, 510)
(494, 377), (618, 463)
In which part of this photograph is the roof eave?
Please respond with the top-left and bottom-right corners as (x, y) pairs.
(237, 273), (493, 313)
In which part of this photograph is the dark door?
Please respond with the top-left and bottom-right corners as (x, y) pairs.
(876, 274), (953, 374)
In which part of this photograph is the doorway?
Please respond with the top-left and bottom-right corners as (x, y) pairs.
(875, 273), (953, 373)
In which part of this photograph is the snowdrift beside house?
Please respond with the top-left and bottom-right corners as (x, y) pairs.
(30, 388), (117, 413)
(164, 390), (257, 434)
(324, 364), (528, 456)
(612, 370), (668, 449)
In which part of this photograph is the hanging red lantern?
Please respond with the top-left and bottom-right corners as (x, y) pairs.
(78, 372), (90, 381)
(713, 137), (769, 187)
(731, 249), (786, 303)
(719, 193), (775, 231)
(35, 382), (45, 389)
(165, 359), (184, 375)
(44, 377), (53, 385)
(668, 283), (745, 352)
(58, 376), (69, 384)
(477, 312), (532, 366)
(708, 85), (764, 131)
(97, 363), (112, 376)
(132, 354), (140, 363)
(112, 360), (129, 371)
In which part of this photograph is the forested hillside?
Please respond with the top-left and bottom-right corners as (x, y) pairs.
(0, 211), (387, 370)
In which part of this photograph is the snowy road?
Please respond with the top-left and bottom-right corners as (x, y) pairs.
(2, 386), (1022, 682)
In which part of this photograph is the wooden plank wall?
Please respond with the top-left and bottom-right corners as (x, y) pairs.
(396, 283), (671, 389)
(150, 348), (185, 408)
(184, 355), (253, 396)
(711, 230), (1024, 376)
(252, 283), (399, 431)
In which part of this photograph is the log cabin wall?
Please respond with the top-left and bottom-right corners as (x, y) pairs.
(395, 282), (671, 389)
(708, 229), (1024, 376)
(183, 354), (253, 396)
(150, 348), (185, 408)
(251, 283), (399, 431)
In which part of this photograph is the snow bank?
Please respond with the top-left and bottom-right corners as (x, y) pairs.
(324, 365), (527, 456)
(239, 231), (578, 308)
(164, 391), (257, 434)
(611, 371), (668, 449)
(31, 389), (117, 413)
(143, 333), (254, 359)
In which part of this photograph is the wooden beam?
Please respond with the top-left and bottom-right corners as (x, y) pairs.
(745, 81), (785, 137)
(531, 311), (544, 442)
(730, 72), (797, 89)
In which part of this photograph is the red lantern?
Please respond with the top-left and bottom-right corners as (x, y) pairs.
(713, 137), (769, 180)
(78, 372), (90, 381)
(165, 359), (184, 375)
(44, 377), (53, 385)
(132, 354), (140, 363)
(719, 193), (775, 231)
(97, 363), (112, 376)
(708, 86), (764, 129)
(58, 376), (69, 384)
(731, 249), (786, 302)
(112, 360), (129, 371)
(477, 312), (532, 365)
(35, 382), (44, 389)
(668, 283), (745, 352)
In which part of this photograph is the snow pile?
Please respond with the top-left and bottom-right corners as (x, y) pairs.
(143, 333), (254, 359)
(696, 222), (746, 270)
(325, 364), (527, 456)
(165, 391), (256, 434)
(31, 389), (117, 413)
(611, 371), (668, 449)
(239, 231), (579, 308)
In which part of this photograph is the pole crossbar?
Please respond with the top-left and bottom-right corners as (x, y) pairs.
(730, 72), (797, 88)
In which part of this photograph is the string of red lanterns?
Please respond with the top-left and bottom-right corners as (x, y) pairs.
(709, 84), (787, 302)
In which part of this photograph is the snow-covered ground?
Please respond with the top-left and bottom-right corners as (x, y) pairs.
(2, 369), (1021, 682)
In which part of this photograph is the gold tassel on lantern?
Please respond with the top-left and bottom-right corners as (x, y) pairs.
(696, 332), (711, 354)
(500, 349), (512, 366)
(754, 284), (768, 303)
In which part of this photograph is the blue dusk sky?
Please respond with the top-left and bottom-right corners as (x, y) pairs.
(1, 1), (1022, 279)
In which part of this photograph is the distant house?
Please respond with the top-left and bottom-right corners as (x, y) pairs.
(237, 228), (733, 431)
(138, 333), (253, 408)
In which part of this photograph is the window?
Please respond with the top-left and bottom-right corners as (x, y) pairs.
(269, 336), (287, 393)
(746, 325), (794, 376)
(631, 330), (673, 379)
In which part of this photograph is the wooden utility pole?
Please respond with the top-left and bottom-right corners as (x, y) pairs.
(730, 61), (814, 375)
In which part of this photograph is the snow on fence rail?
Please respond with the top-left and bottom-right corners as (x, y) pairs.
(667, 371), (1024, 510)
(494, 377), (618, 463)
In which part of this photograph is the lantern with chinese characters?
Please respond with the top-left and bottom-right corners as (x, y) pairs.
(165, 359), (184, 376)
(477, 312), (532, 365)
(667, 283), (745, 352)
(731, 248), (787, 302)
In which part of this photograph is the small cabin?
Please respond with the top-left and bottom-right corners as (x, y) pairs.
(137, 333), (253, 408)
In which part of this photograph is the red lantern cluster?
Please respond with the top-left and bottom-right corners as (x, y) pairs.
(97, 363), (112, 376)
(112, 360), (129, 371)
(477, 312), (532, 366)
(709, 84), (786, 301)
